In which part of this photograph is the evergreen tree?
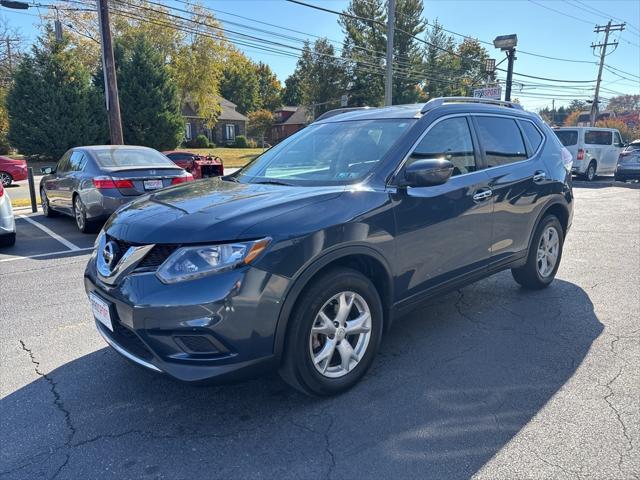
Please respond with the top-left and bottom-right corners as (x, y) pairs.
(391, 0), (426, 104)
(116, 35), (183, 150)
(282, 73), (303, 106)
(255, 62), (282, 111)
(220, 51), (260, 114)
(6, 30), (105, 160)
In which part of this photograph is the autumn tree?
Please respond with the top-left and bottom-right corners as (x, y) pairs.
(220, 51), (260, 114)
(564, 110), (581, 126)
(255, 62), (282, 111)
(606, 94), (640, 113)
(247, 109), (274, 146)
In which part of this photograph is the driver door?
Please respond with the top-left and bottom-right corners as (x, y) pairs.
(392, 115), (493, 303)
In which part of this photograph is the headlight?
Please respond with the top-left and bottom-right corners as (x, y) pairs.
(156, 238), (271, 284)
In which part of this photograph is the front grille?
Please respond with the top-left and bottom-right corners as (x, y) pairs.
(106, 235), (177, 272)
(110, 321), (154, 361)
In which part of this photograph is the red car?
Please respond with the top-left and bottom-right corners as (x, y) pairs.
(162, 151), (224, 179)
(0, 156), (28, 187)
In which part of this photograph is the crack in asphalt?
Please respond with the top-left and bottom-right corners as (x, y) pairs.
(531, 450), (583, 480)
(18, 340), (76, 445)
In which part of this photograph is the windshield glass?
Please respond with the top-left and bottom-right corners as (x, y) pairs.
(554, 130), (578, 147)
(94, 148), (175, 168)
(237, 119), (415, 185)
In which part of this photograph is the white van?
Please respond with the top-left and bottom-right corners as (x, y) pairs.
(553, 127), (625, 181)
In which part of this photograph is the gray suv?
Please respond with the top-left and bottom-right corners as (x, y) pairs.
(85, 98), (574, 396)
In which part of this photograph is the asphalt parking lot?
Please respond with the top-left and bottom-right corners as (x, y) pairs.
(1, 182), (638, 480)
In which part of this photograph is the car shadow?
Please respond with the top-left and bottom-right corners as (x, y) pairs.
(1, 275), (602, 479)
(573, 178), (640, 189)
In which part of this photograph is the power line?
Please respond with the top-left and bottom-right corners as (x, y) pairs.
(527, 0), (594, 26)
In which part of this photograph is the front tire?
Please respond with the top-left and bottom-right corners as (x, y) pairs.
(73, 195), (98, 233)
(41, 189), (58, 217)
(512, 215), (564, 290)
(279, 267), (383, 396)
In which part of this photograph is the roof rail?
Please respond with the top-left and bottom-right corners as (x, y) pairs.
(421, 96), (523, 113)
(313, 106), (372, 122)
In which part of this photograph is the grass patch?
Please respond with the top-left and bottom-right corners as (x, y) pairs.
(187, 148), (264, 168)
(11, 197), (40, 208)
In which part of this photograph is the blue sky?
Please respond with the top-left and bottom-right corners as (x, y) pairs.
(3, 0), (639, 111)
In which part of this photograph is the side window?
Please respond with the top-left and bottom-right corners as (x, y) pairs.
(56, 151), (72, 173)
(613, 132), (624, 148)
(475, 116), (528, 167)
(69, 151), (85, 171)
(409, 117), (476, 177)
(585, 130), (612, 145)
(519, 120), (544, 154)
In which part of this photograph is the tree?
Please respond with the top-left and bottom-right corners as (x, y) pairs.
(423, 20), (457, 98)
(567, 99), (587, 113)
(340, 0), (386, 106)
(596, 118), (636, 142)
(564, 110), (581, 126)
(282, 73), (303, 106)
(0, 87), (9, 154)
(391, 0), (426, 104)
(6, 31), (105, 159)
(247, 109), (274, 146)
(116, 35), (183, 150)
(255, 62), (282, 111)
(291, 39), (347, 117)
(220, 51), (260, 114)
(606, 94), (640, 113)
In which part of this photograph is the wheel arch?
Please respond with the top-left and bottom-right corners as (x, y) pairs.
(273, 245), (394, 361)
(526, 199), (570, 254)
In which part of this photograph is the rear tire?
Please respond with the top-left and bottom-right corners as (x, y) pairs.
(0, 172), (12, 187)
(0, 232), (16, 247)
(584, 161), (597, 181)
(73, 195), (98, 233)
(512, 215), (564, 290)
(279, 267), (383, 396)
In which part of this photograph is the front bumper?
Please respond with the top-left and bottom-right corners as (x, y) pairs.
(84, 260), (290, 382)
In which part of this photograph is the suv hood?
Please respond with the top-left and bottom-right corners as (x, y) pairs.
(104, 178), (344, 244)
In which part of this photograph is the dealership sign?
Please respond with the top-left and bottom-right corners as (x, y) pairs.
(473, 86), (502, 100)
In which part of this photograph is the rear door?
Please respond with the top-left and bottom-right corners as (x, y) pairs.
(45, 151), (72, 210)
(58, 151), (87, 209)
(392, 115), (494, 301)
(472, 115), (548, 266)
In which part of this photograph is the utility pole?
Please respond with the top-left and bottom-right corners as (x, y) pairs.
(96, 0), (123, 144)
(384, 0), (395, 106)
(590, 21), (624, 127)
(505, 48), (516, 101)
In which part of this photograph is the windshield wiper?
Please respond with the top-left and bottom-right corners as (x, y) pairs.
(253, 180), (293, 186)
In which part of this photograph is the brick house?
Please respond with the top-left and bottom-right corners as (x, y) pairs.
(271, 106), (310, 144)
(182, 97), (248, 145)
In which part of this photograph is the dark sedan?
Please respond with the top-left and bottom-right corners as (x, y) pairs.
(40, 145), (193, 232)
(615, 150), (640, 182)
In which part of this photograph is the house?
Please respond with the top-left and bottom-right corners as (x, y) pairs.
(271, 106), (310, 144)
(182, 97), (248, 145)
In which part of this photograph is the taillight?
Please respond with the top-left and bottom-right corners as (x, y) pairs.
(561, 147), (573, 172)
(171, 173), (194, 185)
(0, 184), (4, 197)
(577, 149), (585, 161)
(93, 177), (134, 189)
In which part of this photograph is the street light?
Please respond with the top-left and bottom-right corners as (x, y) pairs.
(493, 34), (518, 102)
(0, 0), (29, 9)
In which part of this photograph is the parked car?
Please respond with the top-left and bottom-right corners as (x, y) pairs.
(40, 146), (193, 233)
(0, 183), (16, 247)
(0, 156), (28, 187)
(163, 151), (224, 178)
(85, 97), (574, 396)
(622, 139), (640, 153)
(615, 150), (640, 182)
(553, 127), (624, 181)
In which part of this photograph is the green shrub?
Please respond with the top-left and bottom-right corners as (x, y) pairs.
(246, 138), (257, 148)
(234, 135), (248, 148)
(194, 134), (210, 148)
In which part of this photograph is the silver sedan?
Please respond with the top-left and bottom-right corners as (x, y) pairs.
(0, 182), (16, 247)
(39, 145), (193, 233)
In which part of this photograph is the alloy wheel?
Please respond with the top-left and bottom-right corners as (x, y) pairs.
(0, 172), (11, 187)
(537, 226), (560, 278)
(74, 197), (85, 231)
(309, 291), (372, 379)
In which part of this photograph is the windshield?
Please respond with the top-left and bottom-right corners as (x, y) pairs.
(554, 130), (578, 147)
(94, 148), (176, 168)
(236, 119), (415, 185)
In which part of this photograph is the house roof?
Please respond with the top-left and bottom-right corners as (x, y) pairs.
(275, 106), (299, 112)
(181, 96), (248, 123)
(275, 106), (310, 126)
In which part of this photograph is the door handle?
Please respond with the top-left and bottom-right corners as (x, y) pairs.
(533, 171), (547, 183)
(473, 189), (492, 202)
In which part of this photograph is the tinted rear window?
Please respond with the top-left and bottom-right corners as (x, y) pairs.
(93, 149), (175, 168)
(585, 130), (612, 145)
(520, 121), (544, 152)
(475, 116), (528, 167)
(554, 130), (578, 146)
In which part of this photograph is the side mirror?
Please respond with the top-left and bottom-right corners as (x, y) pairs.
(41, 166), (54, 175)
(399, 159), (454, 187)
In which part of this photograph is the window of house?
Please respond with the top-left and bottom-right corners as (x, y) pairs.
(409, 117), (477, 177)
(585, 130), (612, 145)
(185, 123), (192, 140)
(475, 116), (528, 167)
(226, 124), (236, 141)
